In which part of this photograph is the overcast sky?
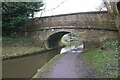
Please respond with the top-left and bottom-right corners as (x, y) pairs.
(34, 0), (104, 17)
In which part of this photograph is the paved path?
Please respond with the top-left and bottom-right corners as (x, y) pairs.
(33, 48), (96, 78)
(44, 48), (86, 78)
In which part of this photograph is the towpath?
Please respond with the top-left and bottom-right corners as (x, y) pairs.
(34, 48), (96, 78)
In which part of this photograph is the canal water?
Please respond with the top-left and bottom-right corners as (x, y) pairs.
(2, 41), (83, 78)
(2, 48), (61, 78)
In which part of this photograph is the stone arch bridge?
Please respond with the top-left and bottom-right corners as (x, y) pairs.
(23, 11), (118, 49)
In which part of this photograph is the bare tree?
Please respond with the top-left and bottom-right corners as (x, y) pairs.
(103, 0), (120, 37)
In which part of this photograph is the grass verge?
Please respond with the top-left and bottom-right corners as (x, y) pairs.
(2, 36), (45, 58)
(84, 39), (119, 78)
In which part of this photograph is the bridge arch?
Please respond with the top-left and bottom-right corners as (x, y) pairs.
(47, 31), (70, 48)
(117, 1), (120, 13)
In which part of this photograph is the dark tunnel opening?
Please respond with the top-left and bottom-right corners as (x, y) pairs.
(47, 31), (70, 48)
(117, 1), (120, 13)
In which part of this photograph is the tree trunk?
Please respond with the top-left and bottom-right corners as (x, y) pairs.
(103, 0), (120, 38)
(103, 0), (113, 13)
(115, 15), (120, 38)
(110, 2), (120, 37)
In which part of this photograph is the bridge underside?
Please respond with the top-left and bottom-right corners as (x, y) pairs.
(47, 31), (70, 48)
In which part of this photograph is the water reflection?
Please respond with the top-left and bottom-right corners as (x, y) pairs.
(60, 41), (83, 54)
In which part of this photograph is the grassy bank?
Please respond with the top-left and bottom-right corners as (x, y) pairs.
(84, 39), (119, 78)
(2, 36), (44, 58)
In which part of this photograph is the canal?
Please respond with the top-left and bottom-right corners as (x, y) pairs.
(2, 40), (83, 78)
(2, 48), (61, 78)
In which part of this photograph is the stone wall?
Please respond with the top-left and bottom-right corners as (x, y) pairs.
(26, 11), (117, 31)
(23, 11), (118, 49)
(27, 28), (118, 49)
